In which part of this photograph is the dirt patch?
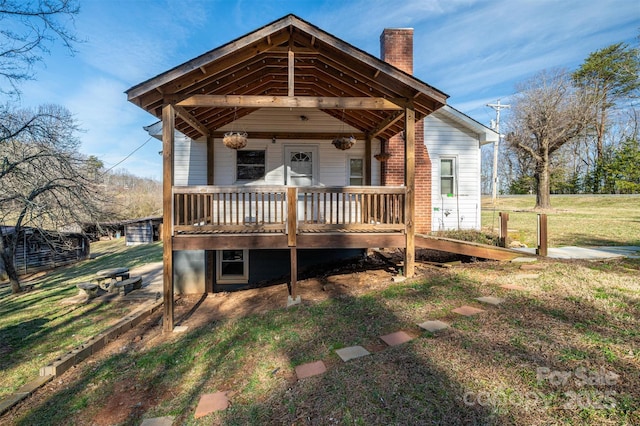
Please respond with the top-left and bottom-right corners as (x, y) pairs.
(1, 251), (476, 424)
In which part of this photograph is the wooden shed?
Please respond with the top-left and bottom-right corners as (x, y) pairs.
(124, 216), (162, 246)
(0, 226), (90, 276)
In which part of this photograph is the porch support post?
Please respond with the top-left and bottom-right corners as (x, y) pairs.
(365, 133), (372, 186)
(162, 104), (175, 332)
(287, 187), (300, 305)
(404, 107), (416, 278)
(205, 134), (215, 293)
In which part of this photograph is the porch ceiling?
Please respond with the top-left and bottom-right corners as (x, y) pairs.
(126, 14), (448, 141)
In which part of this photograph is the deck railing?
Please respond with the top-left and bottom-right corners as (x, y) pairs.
(172, 186), (406, 235)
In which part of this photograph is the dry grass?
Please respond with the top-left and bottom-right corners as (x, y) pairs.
(482, 194), (640, 247)
(4, 254), (639, 425)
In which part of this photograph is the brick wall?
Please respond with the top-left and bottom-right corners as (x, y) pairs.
(380, 29), (432, 233)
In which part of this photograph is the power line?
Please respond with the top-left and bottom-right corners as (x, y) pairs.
(102, 136), (154, 174)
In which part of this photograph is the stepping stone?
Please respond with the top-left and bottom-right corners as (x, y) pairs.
(194, 391), (229, 419)
(520, 263), (545, 271)
(501, 284), (527, 291)
(141, 417), (175, 426)
(452, 305), (485, 316)
(515, 273), (540, 280)
(476, 296), (504, 306)
(512, 257), (538, 263)
(173, 325), (188, 333)
(295, 361), (327, 379)
(418, 320), (450, 332)
(335, 346), (370, 362)
(380, 331), (413, 346)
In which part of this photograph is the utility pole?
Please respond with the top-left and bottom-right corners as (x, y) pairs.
(487, 100), (510, 203)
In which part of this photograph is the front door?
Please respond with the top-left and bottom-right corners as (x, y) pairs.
(285, 146), (317, 186)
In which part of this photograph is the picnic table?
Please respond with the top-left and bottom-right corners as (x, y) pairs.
(95, 267), (130, 292)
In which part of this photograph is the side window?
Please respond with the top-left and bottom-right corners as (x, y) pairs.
(236, 150), (265, 181)
(440, 158), (455, 195)
(349, 158), (364, 186)
(216, 249), (249, 284)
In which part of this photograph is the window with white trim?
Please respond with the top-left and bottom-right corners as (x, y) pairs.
(236, 150), (265, 181)
(348, 158), (364, 185)
(216, 249), (249, 283)
(440, 158), (455, 195)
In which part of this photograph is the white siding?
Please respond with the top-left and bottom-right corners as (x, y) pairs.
(173, 133), (207, 186)
(212, 108), (381, 186)
(425, 113), (482, 231)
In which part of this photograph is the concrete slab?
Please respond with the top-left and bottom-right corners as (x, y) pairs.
(476, 296), (504, 306)
(452, 306), (485, 316)
(380, 331), (413, 346)
(173, 325), (189, 333)
(295, 361), (327, 379)
(335, 346), (370, 362)
(287, 295), (301, 307)
(418, 320), (450, 332)
(140, 416), (175, 426)
(511, 257), (538, 263)
(194, 391), (229, 418)
(516, 246), (640, 260)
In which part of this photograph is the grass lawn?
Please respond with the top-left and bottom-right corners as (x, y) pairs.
(1, 195), (639, 424)
(482, 195), (640, 248)
(4, 255), (639, 424)
(0, 239), (162, 399)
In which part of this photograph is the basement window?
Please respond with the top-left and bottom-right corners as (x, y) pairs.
(216, 250), (249, 284)
(236, 150), (265, 181)
(440, 158), (456, 196)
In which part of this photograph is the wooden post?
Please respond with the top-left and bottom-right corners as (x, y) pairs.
(162, 104), (175, 332)
(205, 134), (214, 293)
(537, 213), (548, 256)
(290, 247), (297, 299)
(404, 107), (415, 277)
(499, 212), (509, 248)
(287, 187), (299, 304)
(365, 133), (372, 186)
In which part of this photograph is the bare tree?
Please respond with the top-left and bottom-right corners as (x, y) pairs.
(0, 104), (100, 293)
(0, 0), (80, 96)
(505, 69), (592, 209)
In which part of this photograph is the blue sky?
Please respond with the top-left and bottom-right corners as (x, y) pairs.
(16, 0), (640, 180)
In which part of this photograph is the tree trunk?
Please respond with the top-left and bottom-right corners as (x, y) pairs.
(0, 237), (21, 293)
(535, 149), (552, 209)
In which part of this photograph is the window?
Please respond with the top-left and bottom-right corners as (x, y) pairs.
(440, 158), (455, 195)
(236, 150), (265, 181)
(349, 158), (364, 185)
(216, 249), (249, 283)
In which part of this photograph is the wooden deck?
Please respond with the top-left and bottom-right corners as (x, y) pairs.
(171, 185), (407, 250)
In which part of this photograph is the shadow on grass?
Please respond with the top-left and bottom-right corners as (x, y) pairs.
(8, 273), (508, 426)
(8, 261), (639, 425)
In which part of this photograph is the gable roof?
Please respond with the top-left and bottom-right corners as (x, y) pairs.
(126, 14), (448, 141)
(433, 105), (498, 144)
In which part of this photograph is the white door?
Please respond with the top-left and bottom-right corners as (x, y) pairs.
(285, 146), (317, 186)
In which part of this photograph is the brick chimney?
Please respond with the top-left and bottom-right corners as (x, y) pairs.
(380, 29), (432, 234)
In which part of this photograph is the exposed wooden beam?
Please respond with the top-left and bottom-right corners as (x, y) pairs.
(210, 131), (366, 140)
(370, 111), (404, 138)
(177, 95), (403, 110)
(288, 49), (295, 97)
(174, 105), (209, 137)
